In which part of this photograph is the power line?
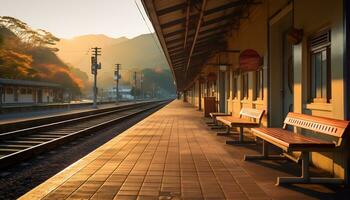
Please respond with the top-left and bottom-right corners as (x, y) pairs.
(134, 0), (166, 63)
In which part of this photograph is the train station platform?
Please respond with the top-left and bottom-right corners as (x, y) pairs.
(20, 100), (345, 200)
(0, 101), (134, 125)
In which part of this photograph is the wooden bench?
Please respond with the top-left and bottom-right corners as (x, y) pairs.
(216, 108), (265, 144)
(207, 112), (232, 129)
(245, 112), (350, 185)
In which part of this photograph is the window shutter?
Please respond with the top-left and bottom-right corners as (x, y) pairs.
(309, 29), (331, 51)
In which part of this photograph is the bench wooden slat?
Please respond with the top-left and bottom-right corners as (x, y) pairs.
(217, 116), (258, 127)
(240, 107), (265, 120)
(215, 108), (265, 143)
(209, 112), (231, 118)
(245, 112), (349, 185)
(252, 128), (336, 151)
(284, 113), (350, 138)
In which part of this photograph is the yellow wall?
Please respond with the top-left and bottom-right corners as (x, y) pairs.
(293, 0), (345, 178)
(186, 0), (346, 180)
(225, 2), (268, 125)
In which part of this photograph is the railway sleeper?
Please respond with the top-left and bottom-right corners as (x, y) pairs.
(29, 134), (64, 138)
(17, 137), (52, 141)
(0, 144), (32, 149)
(0, 148), (20, 152)
(3, 140), (43, 145)
(37, 132), (70, 136)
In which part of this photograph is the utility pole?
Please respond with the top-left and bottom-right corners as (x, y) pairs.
(91, 47), (101, 108)
(134, 71), (137, 103)
(114, 64), (121, 104)
(140, 73), (144, 100)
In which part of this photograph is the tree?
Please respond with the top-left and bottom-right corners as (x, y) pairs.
(0, 17), (84, 96)
(0, 50), (34, 79)
(0, 16), (60, 50)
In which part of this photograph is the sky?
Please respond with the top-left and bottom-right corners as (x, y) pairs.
(0, 0), (153, 39)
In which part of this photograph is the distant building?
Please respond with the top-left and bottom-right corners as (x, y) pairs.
(0, 78), (63, 104)
(107, 84), (133, 100)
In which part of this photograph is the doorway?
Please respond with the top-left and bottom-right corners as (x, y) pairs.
(269, 4), (293, 127)
(14, 87), (18, 102)
(37, 89), (43, 103)
(282, 32), (294, 117)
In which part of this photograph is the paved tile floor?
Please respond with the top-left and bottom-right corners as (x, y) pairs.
(20, 100), (346, 200)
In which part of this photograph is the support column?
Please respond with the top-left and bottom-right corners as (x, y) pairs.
(343, 0), (350, 184)
(198, 79), (202, 110)
(0, 85), (3, 106)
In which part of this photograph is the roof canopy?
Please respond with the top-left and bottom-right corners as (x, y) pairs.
(142, 0), (258, 91)
(0, 78), (61, 88)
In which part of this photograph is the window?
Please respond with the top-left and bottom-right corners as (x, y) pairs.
(226, 72), (231, 99)
(241, 72), (249, 99)
(309, 29), (331, 103)
(254, 69), (263, 100)
(6, 87), (13, 94)
(201, 82), (205, 97)
(27, 88), (32, 94)
(20, 88), (26, 94)
(232, 72), (238, 99)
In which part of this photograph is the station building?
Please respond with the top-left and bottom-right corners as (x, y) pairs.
(0, 78), (63, 105)
(142, 0), (350, 182)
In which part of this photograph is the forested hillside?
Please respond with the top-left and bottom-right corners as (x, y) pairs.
(0, 17), (176, 98)
(55, 32), (175, 96)
(0, 16), (87, 96)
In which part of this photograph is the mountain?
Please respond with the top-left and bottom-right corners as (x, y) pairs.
(55, 34), (127, 74)
(0, 17), (175, 98)
(55, 33), (169, 88)
(0, 26), (84, 96)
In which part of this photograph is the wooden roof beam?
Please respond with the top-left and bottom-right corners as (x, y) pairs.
(202, 12), (240, 27)
(166, 28), (226, 45)
(159, 0), (251, 29)
(164, 29), (184, 38)
(161, 14), (198, 29)
(204, 0), (247, 15)
(156, 2), (187, 16)
(185, 0), (207, 78)
(184, 0), (191, 49)
(164, 20), (238, 40)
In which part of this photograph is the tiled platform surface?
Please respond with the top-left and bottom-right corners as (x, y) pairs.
(20, 100), (345, 200)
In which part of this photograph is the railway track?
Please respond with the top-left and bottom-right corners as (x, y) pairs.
(0, 100), (170, 168)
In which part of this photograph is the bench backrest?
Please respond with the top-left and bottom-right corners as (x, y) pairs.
(240, 108), (265, 124)
(284, 112), (350, 138)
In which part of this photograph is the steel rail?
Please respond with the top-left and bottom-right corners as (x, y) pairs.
(0, 100), (170, 169)
(0, 101), (159, 133)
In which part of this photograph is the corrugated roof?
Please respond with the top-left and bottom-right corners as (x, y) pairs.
(0, 78), (61, 88)
(142, 0), (259, 91)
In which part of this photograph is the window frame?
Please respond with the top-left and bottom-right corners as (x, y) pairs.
(232, 71), (238, 99)
(20, 88), (26, 95)
(241, 72), (249, 100)
(308, 30), (331, 103)
(254, 68), (264, 101)
(6, 87), (13, 94)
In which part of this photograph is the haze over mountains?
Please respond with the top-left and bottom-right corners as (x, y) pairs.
(55, 33), (170, 88)
(0, 16), (175, 98)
